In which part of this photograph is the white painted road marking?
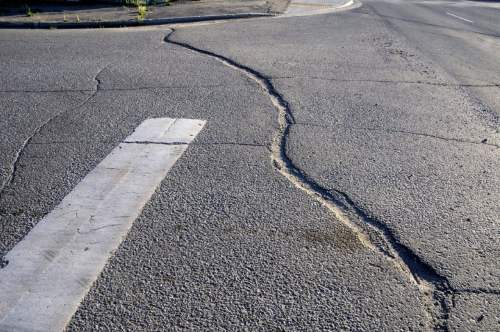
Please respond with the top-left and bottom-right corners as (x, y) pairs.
(446, 12), (474, 23)
(0, 118), (205, 332)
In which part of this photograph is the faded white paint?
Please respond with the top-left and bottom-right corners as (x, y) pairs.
(446, 12), (474, 23)
(0, 118), (205, 332)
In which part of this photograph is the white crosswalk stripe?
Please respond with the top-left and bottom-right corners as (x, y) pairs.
(0, 118), (205, 332)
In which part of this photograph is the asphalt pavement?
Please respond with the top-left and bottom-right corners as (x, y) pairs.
(0, 0), (499, 331)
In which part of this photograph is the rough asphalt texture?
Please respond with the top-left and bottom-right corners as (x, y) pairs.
(0, 0), (499, 330)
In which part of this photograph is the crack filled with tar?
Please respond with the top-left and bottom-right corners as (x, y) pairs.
(0, 64), (109, 202)
(0, 83), (233, 94)
(293, 122), (500, 148)
(163, 28), (472, 331)
(271, 75), (500, 88)
(122, 141), (267, 148)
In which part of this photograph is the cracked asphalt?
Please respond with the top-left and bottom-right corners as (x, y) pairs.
(1, 0), (499, 330)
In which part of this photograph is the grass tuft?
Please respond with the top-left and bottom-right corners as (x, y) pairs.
(124, 0), (149, 21)
(137, 3), (148, 21)
(25, 5), (33, 17)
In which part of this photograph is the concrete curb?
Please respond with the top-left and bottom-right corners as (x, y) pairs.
(0, 0), (357, 30)
(0, 12), (274, 29)
(284, 0), (358, 17)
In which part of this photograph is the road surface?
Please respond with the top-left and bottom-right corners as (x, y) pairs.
(0, 0), (498, 330)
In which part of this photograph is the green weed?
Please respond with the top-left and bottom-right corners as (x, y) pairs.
(137, 4), (147, 21)
(25, 5), (33, 17)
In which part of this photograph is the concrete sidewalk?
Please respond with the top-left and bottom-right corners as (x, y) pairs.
(0, 0), (289, 28)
